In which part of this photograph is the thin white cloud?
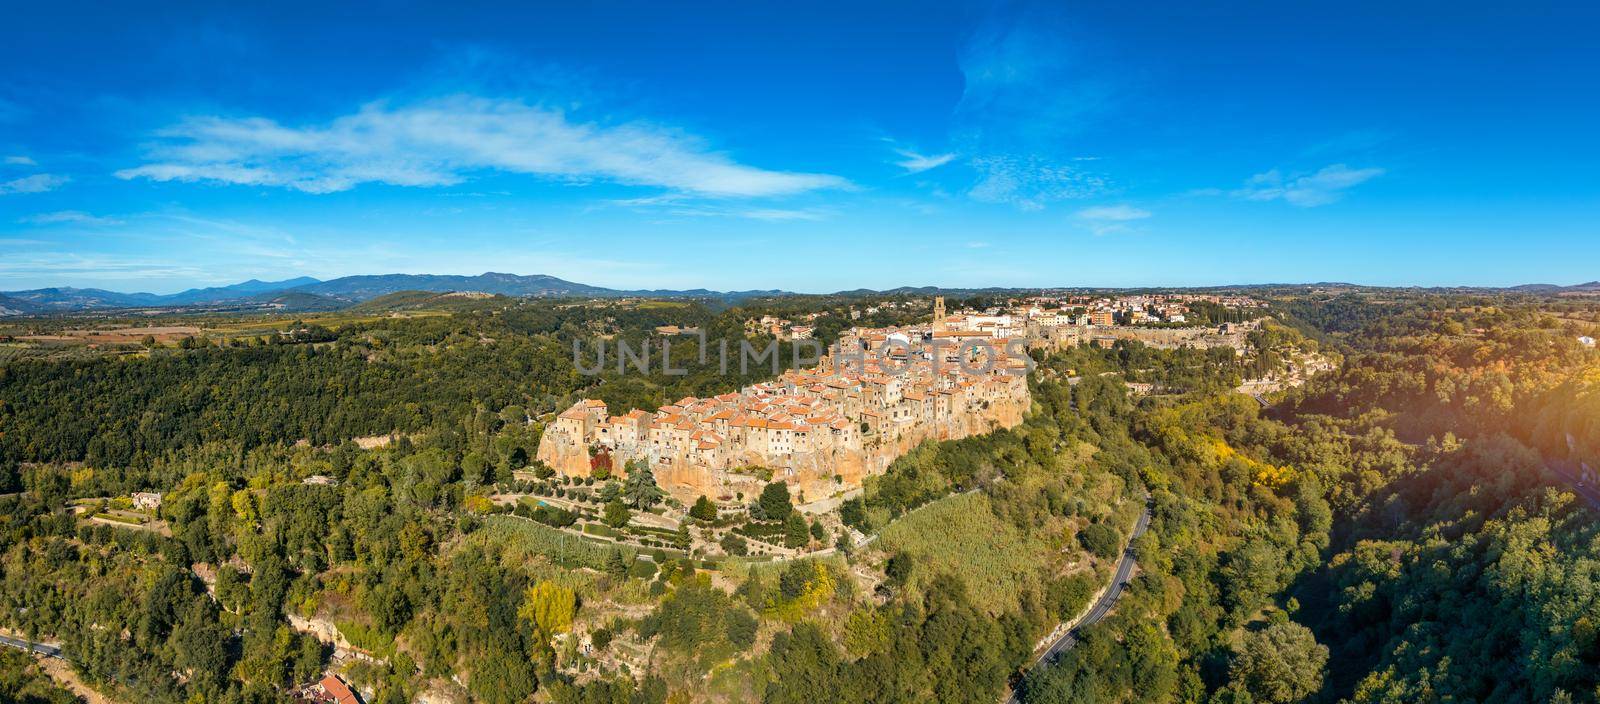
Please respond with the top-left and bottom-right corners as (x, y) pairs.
(893, 148), (956, 174)
(0, 173), (69, 195)
(4, 155), (37, 166)
(655, 205), (830, 222)
(1232, 164), (1384, 207)
(0, 252), (214, 281)
(1075, 203), (1151, 236)
(118, 95), (849, 198)
(736, 208), (827, 222)
(603, 191), (828, 222)
(955, 13), (1107, 147)
(605, 193), (689, 208)
(951, 8), (1113, 210)
(1076, 204), (1150, 221)
(20, 210), (124, 225)
(968, 155), (1107, 211)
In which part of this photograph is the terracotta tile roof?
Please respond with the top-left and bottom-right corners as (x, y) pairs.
(320, 675), (359, 704)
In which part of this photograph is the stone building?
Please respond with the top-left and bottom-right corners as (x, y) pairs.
(537, 325), (1031, 505)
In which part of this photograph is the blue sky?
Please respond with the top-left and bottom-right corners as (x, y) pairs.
(3, 0), (1598, 293)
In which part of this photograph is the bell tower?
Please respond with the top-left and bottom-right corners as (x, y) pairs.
(932, 296), (946, 332)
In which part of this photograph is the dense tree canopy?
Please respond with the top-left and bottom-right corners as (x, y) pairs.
(1, 291), (1597, 703)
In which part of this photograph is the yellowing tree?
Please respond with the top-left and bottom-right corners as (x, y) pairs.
(520, 580), (576, 635)
(231, 489), (258, 524)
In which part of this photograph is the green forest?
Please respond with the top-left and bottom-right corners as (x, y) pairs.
(1, 290), (1598, 704)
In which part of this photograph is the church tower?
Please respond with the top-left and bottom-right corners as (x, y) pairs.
(932, 296), (946, 332)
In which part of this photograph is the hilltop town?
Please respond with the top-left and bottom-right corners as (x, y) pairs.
(536, 293), (1280, 505)
(538, 298), (1033, 505)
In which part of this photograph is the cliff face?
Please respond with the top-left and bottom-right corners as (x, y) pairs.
(536, 431), (592, 477)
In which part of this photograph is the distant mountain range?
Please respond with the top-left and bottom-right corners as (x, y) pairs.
(0, 272), (795, 314)
(166, 276), (323, 304)
(0, 293), (40, 316)
(4, 273), (1599, 315)
(0, 277), (325, 311)
(1505, 281), (1600, 294)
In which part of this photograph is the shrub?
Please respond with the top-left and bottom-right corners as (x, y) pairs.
(629, 560), (659, 580)
(603, 500), (631, 529)
(532, 505), (578, 528)
(1078, 522), (1122, 560)
(758, 482), (793, 520)
(690, 495), (718, 522)
(783, 513), (809, 548)
(840, 497), (867, 530)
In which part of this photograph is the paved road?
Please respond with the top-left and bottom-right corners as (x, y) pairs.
(0, 633), (62, 659)
(1545, 456), (1600, 510)
(1004, 499), (1153, 704)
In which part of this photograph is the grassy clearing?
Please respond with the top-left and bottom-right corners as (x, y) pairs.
(90, 511), (146, 525)
(878, 492), (1052, 615)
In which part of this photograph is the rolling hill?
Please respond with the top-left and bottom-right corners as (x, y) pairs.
(290, 272), (615, 301)
(0, 293), (41, 316)
(0, 272), (786, 313)
(9, 272), (1600, 316)
(162, 276), (323, 305)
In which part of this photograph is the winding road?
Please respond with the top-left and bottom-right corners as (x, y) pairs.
(1004, 498), (1153, 704)
(1545, 456), (1600, 510)
(0, 633), (62, 659)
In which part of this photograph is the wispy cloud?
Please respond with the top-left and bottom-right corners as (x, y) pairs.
(118, 95), (849, 198)
(1232, 164), (1384, 207)
(951, 6), (1112, 210)
(1076, 204), (1150, 221)
(605, 193), (689, 208)
(19, 210), (124, 225)
(1076, 203), (1150, 235)
(955, 10), (1108, 147)
(4, 155), (37, 166)
(736, 208), (827, 222)
(0, 252), (215, 282)
(661, 205), (830, 222)
(605, 194), (829, 222)
(0, 173), (69, 195)
(892, 148), (956, 174)
(968, 155), (1107, 211)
